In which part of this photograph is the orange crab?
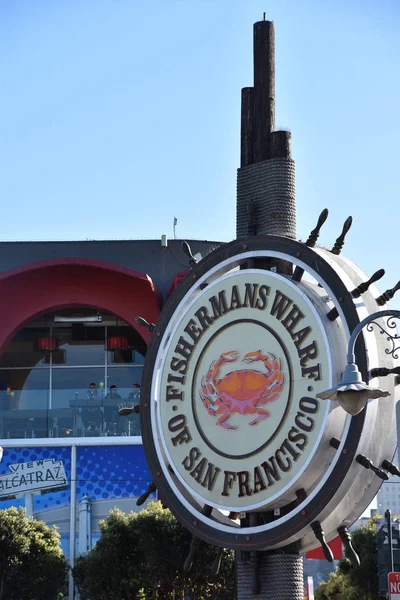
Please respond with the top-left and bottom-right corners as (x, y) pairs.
(200, 350), (285, 430)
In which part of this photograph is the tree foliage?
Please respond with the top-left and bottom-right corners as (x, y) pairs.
(73, 501), (235, 600)
(315, 515), (380, 600)
(0, 506), (68, 600)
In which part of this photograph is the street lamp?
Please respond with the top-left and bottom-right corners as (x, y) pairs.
(317, 310), (400, 416)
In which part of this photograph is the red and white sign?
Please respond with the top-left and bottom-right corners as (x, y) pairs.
(306, 535), (343, 560)
(388, 572), (400, 599)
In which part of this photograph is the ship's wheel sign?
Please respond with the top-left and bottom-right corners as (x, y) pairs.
(141, 237), (398, 551)
(155, 269), (331, 511)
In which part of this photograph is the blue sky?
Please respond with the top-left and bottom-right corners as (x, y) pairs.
(1, 0), (399, 293)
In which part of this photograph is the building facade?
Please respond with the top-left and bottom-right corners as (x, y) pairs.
(377, 473), (400, 516)
(0, 238), (218, 576)
(376, 402), (400, 516)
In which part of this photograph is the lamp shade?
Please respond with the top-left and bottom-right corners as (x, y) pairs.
(316, 362), (390, 415)
(107, 336), (129, 351)
(37, 337), (57, 351)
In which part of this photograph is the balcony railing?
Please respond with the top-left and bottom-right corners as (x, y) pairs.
(0, 389), (141, 439)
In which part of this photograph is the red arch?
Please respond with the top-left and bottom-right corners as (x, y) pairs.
(0, 258), (160, 352)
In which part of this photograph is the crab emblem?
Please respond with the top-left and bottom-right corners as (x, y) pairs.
(199, 350), (285, 430)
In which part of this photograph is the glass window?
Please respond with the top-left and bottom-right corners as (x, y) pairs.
(0, 368), (50, 439)
(106, 366), (141, 399)
(53, 326), (105, 366)
(52, 368), (106, 437)
(0, 327), (50, 368)
(0, 315), (143, 439)
(52, 368), (106, 408)
(0, 368), (50, 410)
(107, 367), (142, 437)
(107, 326), (145, 366)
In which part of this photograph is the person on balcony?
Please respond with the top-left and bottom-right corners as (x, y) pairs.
(105, 384), (121, 401)
(105, 385), (122, 434)
(82, 383), (103, 434)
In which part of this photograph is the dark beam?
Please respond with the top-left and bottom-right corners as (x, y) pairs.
(253, 20), (275, 162)
(270, 130), (291, 158)
(241, 87), (254, 167)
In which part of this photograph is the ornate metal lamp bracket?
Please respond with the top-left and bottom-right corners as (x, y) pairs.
(347, 310), (400, 363)
(365, 315), (400, 360)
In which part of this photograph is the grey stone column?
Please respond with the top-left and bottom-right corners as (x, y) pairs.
(236, 553), (304, 600)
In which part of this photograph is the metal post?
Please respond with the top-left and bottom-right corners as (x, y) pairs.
(24, 492), (34, 517)
(386, 509), (394, 574)
(69, 445), (77, 600)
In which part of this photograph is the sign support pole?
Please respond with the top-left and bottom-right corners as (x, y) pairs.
(69, 445), (77, 600)
(237, 553), (304, 600)
(24, 492), (34, 517)
(235, 17), (302, 600)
